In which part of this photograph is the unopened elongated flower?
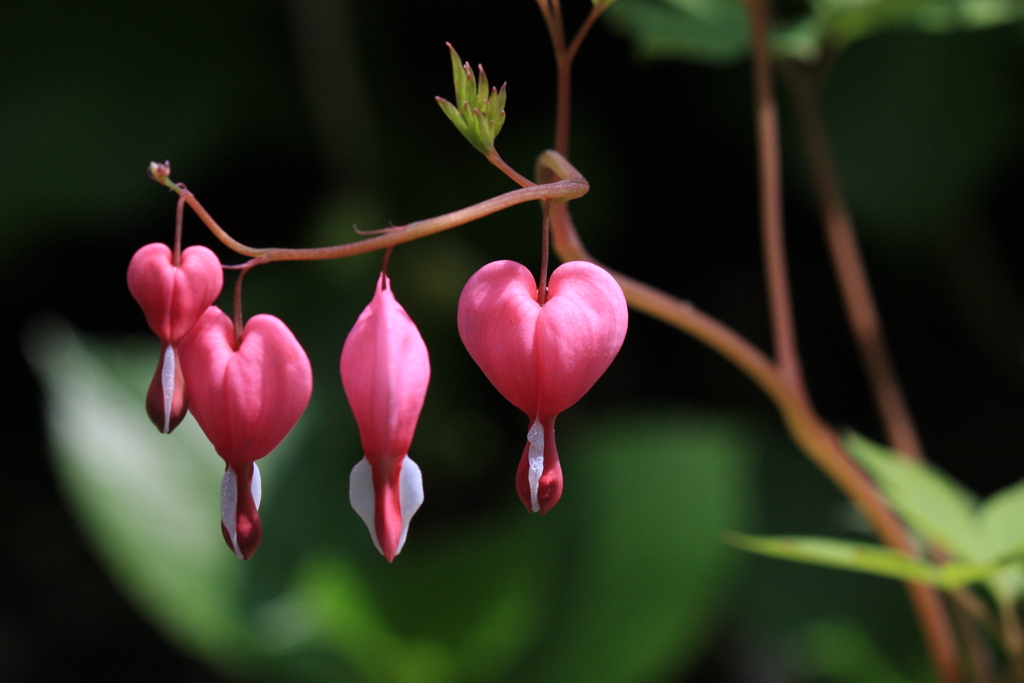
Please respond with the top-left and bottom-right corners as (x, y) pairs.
(127, 243), (223, 433)
(179, 306), (313, 559)
(458, 260), (627, 513)
(341, 273), (429, 562)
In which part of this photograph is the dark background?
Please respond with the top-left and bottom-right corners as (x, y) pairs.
(3, 1), (1024, 680)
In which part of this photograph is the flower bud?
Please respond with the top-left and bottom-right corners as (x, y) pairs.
(341, 274), (429, 562)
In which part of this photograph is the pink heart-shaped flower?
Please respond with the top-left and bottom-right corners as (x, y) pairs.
(179, 306), (312, 560)
(179, 306), (313, 465)
(128, 243), (224, 433)
(127, 243), (223, 344)
(458, 260), (627, 513)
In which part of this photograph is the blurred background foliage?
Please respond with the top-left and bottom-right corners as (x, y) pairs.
(4, 0), (1024, 681)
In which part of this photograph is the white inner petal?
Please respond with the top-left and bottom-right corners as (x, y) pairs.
(349, 457), (381, 554)
(221, 467), (243, 559)
(527, 418), (544, 513)
(160, 344), (175, 433)
(396, 456), (424, 556)
(251, 462), (262, 510)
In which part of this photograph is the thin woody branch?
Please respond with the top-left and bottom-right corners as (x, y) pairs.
(149, 163), (587, 264)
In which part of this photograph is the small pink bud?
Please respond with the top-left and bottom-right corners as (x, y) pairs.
(341, 274), (429, 562)
(179, 306), (313, 560)
(220, 461), (262, 560)
(144, 344), (188, 434)
(127, 243), (223, 433)
(457, 260), (627, 514)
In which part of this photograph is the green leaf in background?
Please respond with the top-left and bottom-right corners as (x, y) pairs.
(844, 431), (984, 562)
(980, 478), (1024, 562)
(23, 318), (259, 671)
(911, 0), (1024, 31)
(808, 0), (938, 50)
(799, 619), (928, 683)
(27, 317), (754, 682)
(978, 480), (1024, 604)
(518, 409), (755, 682)
(726, 532), (999, 589)
(604, 0), (1024, 69)
(604, 0), (750, 66)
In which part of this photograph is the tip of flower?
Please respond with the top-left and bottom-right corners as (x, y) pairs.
(221, 463), (263, 560)
(350, 456), (424, 561)
(516, 433), (563, 515)
(145, 345), (188, 434)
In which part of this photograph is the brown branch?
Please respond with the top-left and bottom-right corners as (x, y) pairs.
(782, 61), (926, 461)
(151, 169), (587, 264)
(745, 0), (805, 399)
(538, 143), (961, 683)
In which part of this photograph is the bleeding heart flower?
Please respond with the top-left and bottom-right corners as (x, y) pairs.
(127, 243), (223, 433)
(341, 273), (429, 562)
(179, 305), (313, 559)
(457, 260), (627, 514)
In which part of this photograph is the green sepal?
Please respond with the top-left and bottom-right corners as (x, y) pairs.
(435, 43), (507, 155)
(726, 532), (1001, 590)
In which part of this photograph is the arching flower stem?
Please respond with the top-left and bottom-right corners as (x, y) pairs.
(148, 166), (587, 264)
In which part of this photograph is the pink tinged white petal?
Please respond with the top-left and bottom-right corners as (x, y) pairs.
(349, 456), (424, 559)
(180, 306), (313, 465)
(145, 344), (187, 434)
(341, 274), (430, 562)
(458, 260), (627, 514)
(221, 462), (262, 560)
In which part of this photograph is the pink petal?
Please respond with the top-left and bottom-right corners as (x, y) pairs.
(341, 274), (430, 464)
(456, 260), (541, 416)
(180, 306), (313, 465)
(535, 261), (628, 418)
(127, 243), (223, 344)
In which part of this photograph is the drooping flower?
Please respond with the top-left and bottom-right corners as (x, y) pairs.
(341, 273), (430, 562)
(457, 260), (627, 514)
(127, 243), (223, 433)
(179, 306), (313, 559)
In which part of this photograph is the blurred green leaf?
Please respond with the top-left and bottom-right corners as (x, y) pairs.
(800, 619), (923, 683)
(519, 409), (755, 682)
(28, 319), (753, 682)
(604, 0), (750, 66)
(23, 318), (259, 671)
(844, 431), (984, 562)
(911, 0), (1024, 31)
(816, 31), (1021, 250)
(980, 479), (1024, 562)
(807, 0), (937, 51)
(727, 532), (998, 589)
(605, 0), (1023, 69)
